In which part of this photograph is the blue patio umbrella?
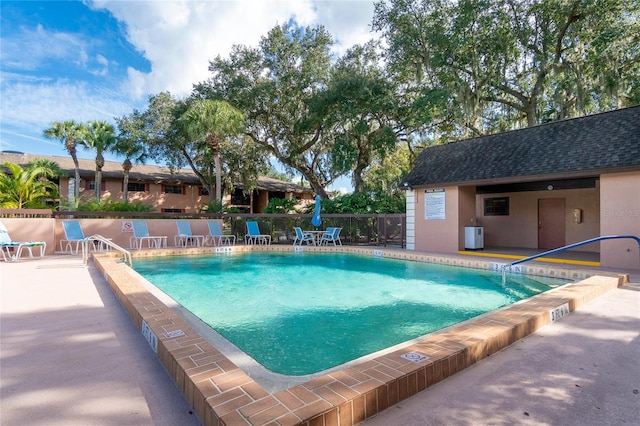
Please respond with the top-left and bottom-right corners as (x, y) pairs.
(311, 195), (322, 228)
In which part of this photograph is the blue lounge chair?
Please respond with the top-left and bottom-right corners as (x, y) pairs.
(245, 221), (271, 245)
(206, 221), (236, 246)
(175, 220), (205, 247)
(293, 227), (314, 246)
(320, 227), (342, 246)
(60, 220), (86, 254)
(130, 221), (167, 249)
(0, 221), (46, 261)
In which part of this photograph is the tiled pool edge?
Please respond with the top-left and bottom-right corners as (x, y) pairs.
(92, 247), (629, 426)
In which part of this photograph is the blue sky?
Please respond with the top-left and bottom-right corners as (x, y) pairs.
(0, 0), (378, 192)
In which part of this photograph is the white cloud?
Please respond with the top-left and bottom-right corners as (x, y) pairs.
(0, 24), (86, 70)
(90, 0), (377, 99)
(0, 0), (378, 161)
(0, 77), (137, 132)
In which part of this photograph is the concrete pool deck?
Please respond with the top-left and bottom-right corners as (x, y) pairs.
(1, 249), (639, 425)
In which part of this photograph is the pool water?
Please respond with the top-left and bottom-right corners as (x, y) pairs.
(133, 252), (569, 375)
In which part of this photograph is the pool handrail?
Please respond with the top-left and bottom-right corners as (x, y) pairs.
(82, 234), (132, 266)
(501, 235), (640, 284)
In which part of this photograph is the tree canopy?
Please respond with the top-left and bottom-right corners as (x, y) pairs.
(44, 3), (638, 209)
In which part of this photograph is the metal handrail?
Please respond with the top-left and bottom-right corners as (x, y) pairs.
(501, 235), (640, 284)
(82, 234), (132, 266)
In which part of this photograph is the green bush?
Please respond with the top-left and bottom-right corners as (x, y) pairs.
(307, 192), (406, 214)
(262, 198), (298, 213)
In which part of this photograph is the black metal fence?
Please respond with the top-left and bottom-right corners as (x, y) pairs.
(49, 211), (407, 247)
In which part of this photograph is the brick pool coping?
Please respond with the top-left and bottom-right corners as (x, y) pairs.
(92, 246), (629, 426)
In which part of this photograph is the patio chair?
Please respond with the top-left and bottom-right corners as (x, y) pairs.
(0, 221), (46, 261)
(60, 220), (87, 255)
(60, 220), (113, 254)
(320, 227), (343, 246)
(293, 227), (315, 246)
(174, 220), (205, 247)
(206, 221), (236, 246)
(130, 221), (167, 249)
(245, 221), (271, 245)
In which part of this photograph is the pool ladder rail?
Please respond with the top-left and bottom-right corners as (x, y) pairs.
(82, 234), (132, 266)
(501, 235), (640, 285)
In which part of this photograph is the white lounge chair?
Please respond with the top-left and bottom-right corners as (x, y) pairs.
(130, 221), (167, 249)
(0, 221), (46, 261)
(174, 220), (205, 247)
(206, 221), (236, 246)
(320, 227), (342, 246)
(293, 227), (314, 246)
(245, 221), (271, 245)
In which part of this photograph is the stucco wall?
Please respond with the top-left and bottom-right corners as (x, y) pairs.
(0, 218), (224, 256)
(1, 218), (57, 255)
(600, 171), (640, 270)
(414, 186), (462, 253)
(476, 186), (600, 252)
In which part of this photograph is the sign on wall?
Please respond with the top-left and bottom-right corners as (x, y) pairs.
(122, 220), (133, 232)
(425, 189), (446, 220)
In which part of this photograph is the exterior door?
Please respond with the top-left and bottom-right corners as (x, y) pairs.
(538, 198), (566, 249)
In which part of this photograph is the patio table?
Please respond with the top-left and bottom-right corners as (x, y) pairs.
(303, 230), (326, 245)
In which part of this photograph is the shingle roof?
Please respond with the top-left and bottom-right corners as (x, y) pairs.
(0, 152), (312, 194)
(403, 105), (640, 188)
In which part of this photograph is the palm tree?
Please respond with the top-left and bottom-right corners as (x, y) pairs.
(0, 162), (59, 209)
(180, 99), (244, 201)
(112, 137), (147, 203)
(81, 121), (117, 200)
(43, 120), (85, 203)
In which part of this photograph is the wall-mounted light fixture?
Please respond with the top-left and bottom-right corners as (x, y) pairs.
(572, 208), (582, 224)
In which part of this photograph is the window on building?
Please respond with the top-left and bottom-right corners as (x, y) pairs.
(161, 208), (184, 213)
(85, 180), (105, 191)
(484, 197), (510, 216)
(127, 182), (147, 192)
(199, 187), (209, 196)
(163, 185), (184, 194)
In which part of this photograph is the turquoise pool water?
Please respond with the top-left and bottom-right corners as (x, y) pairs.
(133, 252), (569, 375)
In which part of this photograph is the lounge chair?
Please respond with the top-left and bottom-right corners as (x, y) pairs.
(293, 227), (315, 246)
(174, 220), (205, 247)
(206, 221), (236, 246)
(60, 220), (113, 254)
(130, 221), (167, 249)
(0, 221), (46, 261)
(60, 220), (87, 254)
(245, 221), (271, 245)
(320, 227), (342, 246)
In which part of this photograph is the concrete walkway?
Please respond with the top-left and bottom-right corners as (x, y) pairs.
(364, 280), (640, 426)
(1, 255), (638, 426)
(1, 256), (200, 426)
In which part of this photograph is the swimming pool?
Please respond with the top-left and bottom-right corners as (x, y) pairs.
(133, 252), (570, 375)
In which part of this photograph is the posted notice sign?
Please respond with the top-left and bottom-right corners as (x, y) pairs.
(425, 189), (446, 220)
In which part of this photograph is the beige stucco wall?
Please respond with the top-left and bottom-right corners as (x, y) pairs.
(1, 218), (57, 255)
(414, 186), (464, 253)
(600, 171), (640, 270)
(0, 218), (223, 255)
(476, 186), (600, 252)
(409, 183), (604, 256)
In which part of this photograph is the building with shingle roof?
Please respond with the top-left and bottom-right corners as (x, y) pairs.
(0, 152), (313, 213)
(402, 106), (640, 271)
